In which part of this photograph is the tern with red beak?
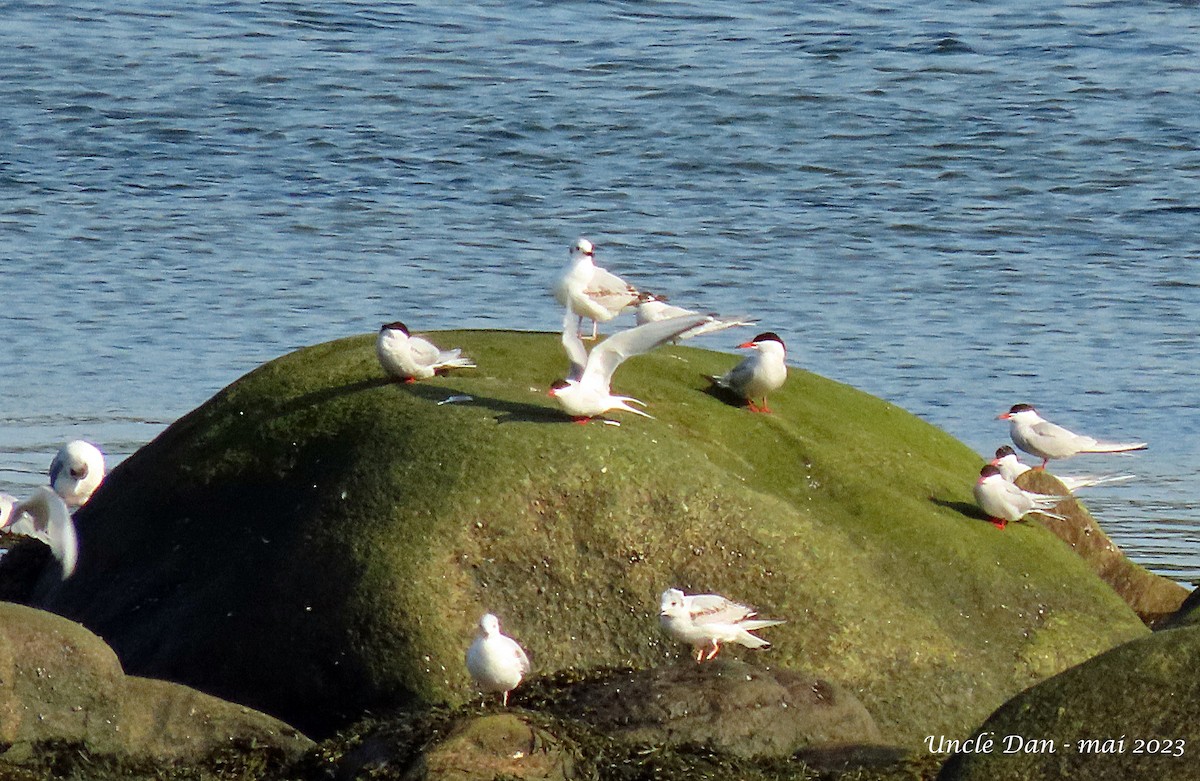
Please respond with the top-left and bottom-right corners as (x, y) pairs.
(973, 463), (1069, 530)
(376, 321), (475, 382)
(551, 308), (716, 422)
(989, 445), (1134, 493)
(708, 332), (787, 413)
(999, 404), (1146, 469)
(554, 237), (639, 339)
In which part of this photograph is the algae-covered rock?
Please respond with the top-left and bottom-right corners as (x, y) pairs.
(0, 602), (312, 773)
(399, 713), (574, 781)
(539, 660), (879, 758)
(1014, 471), (1188, 626)
(32, 330), (1150, 744)
(937, 624), (1200, 781)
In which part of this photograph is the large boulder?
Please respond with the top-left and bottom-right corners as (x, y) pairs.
(1014, 471), (1188, 626)
(30, 330), (1151, 744)
(538, 659), (880, 758)
(0, 602), (311, 771)
(937, 624), (1200, 781)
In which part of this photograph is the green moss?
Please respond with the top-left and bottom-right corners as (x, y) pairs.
(41, 330), (1148, 745)
(939, 625), (1200, 781)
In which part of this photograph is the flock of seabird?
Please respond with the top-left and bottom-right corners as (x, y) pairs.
(0, 238), (1149, 707)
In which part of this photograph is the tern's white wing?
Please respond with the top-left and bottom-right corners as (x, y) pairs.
(560, 306), (588, 381)
(581, 313), (713, 388)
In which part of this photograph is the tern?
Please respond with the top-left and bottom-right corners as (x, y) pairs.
(999, 403), (1147, 469)
(554, 237), (639, 339)
(465, 613), (531, 707)
(659, 588), (784, 662)
(551, 308), (716, 422)
(376, 321), (476, 382)
(634, 292), (756, 339)
(0, 486), (79, 579)
(973, 463), (1068, 530)
(49, 440), (106, 509)
(990, 445), (1134, 493)
(708, 332), (787, 413)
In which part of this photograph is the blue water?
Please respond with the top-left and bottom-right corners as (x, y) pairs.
(2, 1), (1198, 583)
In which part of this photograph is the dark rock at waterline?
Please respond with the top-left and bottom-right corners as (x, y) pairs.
(538, 660), (880, 758)
(0, 602), (312, 774)
(937, 624), (1200, 781)
(27, 331), (1151, 743)
(1015, 470), (1188, 627)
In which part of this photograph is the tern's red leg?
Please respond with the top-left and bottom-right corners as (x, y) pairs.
(403, 377), (416, 384)
(573, 417), (591, 425)
(704, 642), (722, 661)
(990, 517), (1008, 530)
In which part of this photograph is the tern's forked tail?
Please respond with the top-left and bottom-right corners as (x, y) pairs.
(1080, 441), (1148, 454)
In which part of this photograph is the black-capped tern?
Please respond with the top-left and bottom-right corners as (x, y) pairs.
(973, 463), (1068, 530)
(999, 403), (1147, 469)
(634, 291), (756, 340)
(376, 321), (476, 382)
(708, 332), (787, 413)
(551, 308), (716, 422)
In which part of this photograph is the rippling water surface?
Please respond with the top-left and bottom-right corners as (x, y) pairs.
(2, 0), (1198, 583)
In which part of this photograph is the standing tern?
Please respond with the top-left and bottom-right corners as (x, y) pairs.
(973, 463), (1068, 530)
(659, 588), (784, 662)
(49, 440), (106, 509)
(551, 308), (716, 422)
(999, 403), (1147, 469)
(554, 237), (639, 339)
(376, 321), (476, 382)
(634, 292), (756, 339)
(465, 613), (531, 707)
(990, 445), (1134, 493)
(707, 332), (787, 413)
(0, 486), (78, 579)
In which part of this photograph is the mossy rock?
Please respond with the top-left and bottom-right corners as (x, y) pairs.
(536, 659), (880, 758)
(0, 602), (312, 775)
(32, 330), (1150, 745)
(937, 624), (1200, 781)
(1014, 471), (1188, 627)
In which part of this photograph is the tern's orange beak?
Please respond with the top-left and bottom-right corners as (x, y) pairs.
(997, 412), (1012, 420)
(736, 341), (755, 349)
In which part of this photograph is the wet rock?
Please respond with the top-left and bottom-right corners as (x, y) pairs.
(541, 660), (879, 758)
(1015, 470), (1188, 627)
(938, 624), (1200, 781)
(0, 603), (312, 772)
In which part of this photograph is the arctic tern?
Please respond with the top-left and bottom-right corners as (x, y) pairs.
(999, 403), (1147, 469)
(551, 308), (716, 422)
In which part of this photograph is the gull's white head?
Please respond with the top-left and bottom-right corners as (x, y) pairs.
(479, 613), (502, 635)
(50, 440), (106, 509)
(660, 588), (687, 614)
(572, 237), (595, 258)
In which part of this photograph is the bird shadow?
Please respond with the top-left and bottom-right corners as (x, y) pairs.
(384, 380), (571, 425)
(929, 497), (993, 525)
(699, 378), (748, 409)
